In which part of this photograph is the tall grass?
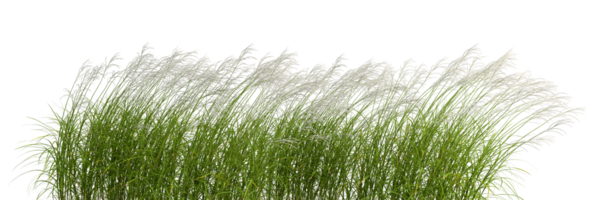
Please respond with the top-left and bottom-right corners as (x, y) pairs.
(14, 44), (582, 199)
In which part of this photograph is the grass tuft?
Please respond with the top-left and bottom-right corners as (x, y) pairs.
(11, 43), (588, 200)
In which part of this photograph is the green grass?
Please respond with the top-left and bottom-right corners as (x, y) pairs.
(24, 79), (536, 199)
(10, 44), (572, 200)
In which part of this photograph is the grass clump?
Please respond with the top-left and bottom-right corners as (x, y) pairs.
(14, 44), (582, 199)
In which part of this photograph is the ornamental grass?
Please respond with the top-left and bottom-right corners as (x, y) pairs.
(14, 44), (582, 199)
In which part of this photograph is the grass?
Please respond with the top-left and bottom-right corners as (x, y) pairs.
(9, 41), (584, 200)
(34, 80), (528, 199)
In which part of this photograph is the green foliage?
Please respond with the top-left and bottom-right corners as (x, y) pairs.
(9, 102), (59, 198)
(12, 80), (536, 199)
(10, 44), (572, 199)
